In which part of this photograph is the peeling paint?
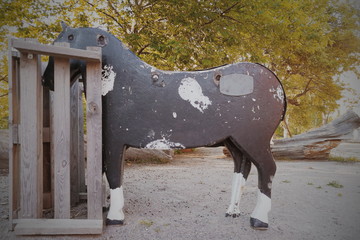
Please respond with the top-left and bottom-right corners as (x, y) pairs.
(173, 112), (177, 118)
(102, 65), (116, 96)
(269, 86), (285, 103)
(178, 77), (212, 113)
(145, 137), (185, 149)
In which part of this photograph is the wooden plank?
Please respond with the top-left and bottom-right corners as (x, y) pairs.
(8, 40), (20, 230)
(70, 80), (80, 206)
(78, 85), (86, 193)
(11, 38), (101, 62)
(43, 79), (52, 209)
(14, 219), (103, 235)
(49, 90), (55, 214)
(86, 46), (102, 220)
(19, 46), (43, 218)
(53, 42), (71, 219)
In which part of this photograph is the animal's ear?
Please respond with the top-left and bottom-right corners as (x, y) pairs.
(61, 21), (68, 31)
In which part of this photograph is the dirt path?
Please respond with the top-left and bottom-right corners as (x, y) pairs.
(1, 147), (360, 239)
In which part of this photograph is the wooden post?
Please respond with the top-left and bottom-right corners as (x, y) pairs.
(86, 46), (102, 219)
(8, 43), (20, 230)
(53, 42), (71, 219)
(78, 85), (86, 194)
(19, 40), (43, 219)
(70, 80), (80, 206)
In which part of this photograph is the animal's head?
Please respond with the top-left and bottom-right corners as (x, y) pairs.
(42, 22), (110, 90)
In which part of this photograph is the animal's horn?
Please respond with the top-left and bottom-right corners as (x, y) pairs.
(61, 21), (68, 30)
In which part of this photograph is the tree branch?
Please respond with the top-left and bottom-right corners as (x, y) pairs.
(201, 2), (243, 27)
(84, 0), (125, 29)
(137, 43), (150, 55)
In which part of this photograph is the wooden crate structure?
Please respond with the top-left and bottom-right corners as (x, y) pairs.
(8, 38), (103, 235)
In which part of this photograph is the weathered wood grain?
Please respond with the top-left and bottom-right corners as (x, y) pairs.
(14, 219), (103, 235)
(19, 42), (43, 218)
(272, 110), (360, 160)
(85, 46), (102, 220)
(11, 38), (101, 62)
(70, 80), (80, 206)
(53, 42), (71, 219)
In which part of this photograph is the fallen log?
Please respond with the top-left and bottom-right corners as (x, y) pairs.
(271, 110), (360, 160)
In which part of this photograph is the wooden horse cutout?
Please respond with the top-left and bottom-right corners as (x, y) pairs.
(43, 23), (286, 230)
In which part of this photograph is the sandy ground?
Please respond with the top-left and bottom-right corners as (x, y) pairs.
(0, 147), (360, 240)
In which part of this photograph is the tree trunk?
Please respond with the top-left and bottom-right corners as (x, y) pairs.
(272, 110), (360, 160)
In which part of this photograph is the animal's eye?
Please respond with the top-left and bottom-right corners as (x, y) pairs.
(68, 34), (74, 41)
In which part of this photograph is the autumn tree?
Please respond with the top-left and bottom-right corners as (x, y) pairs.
(0, 0), (359, 136)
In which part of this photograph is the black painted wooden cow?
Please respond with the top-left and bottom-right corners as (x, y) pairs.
(43, 23), (286, 230)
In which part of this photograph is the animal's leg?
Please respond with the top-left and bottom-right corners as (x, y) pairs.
(225, 139), (252, 218)
(105, 145), (126, 225)
(248, 149), (276, 230)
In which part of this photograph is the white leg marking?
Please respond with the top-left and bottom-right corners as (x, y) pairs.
(226, 173), (246, 216)
(107, 186), (124, 221)
(251, 189), (271, 223)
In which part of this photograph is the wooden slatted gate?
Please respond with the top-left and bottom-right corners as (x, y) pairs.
(8, 38), (103, 235)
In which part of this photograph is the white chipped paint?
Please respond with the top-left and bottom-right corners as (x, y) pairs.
(269, 86), (285, 103)
(252, 98), (256, 102)
(173, 112), (177, 118)
(102, 65), (117, 96)
(178, 77), (212, 113)
(107, 186), (124, 221)
(250, 189), (271, 223)
(147, 129), (155, 139)
(145, 136), (185, 149)
(252, 107), (256, 113)
(226, 173), (246, 216)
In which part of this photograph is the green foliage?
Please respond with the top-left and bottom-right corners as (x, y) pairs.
(329, 156), (360, 162)
(327, 180), (344, 188)
(0, 0), (359, 135)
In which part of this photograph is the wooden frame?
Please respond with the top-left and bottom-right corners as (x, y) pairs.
(8, 38), (103, 235)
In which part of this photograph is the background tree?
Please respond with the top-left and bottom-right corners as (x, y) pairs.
(0, 0), (359, 137)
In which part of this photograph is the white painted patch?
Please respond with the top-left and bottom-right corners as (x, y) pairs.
(270, 86), (285, 103)
(145, 137), (185, 149)
(147, 129), (155, 139)
(173, 112), (177, 118)
(178, 77), (212, 113)
(226, 173), (246, 216)
(102, 65), (116, 96)
(107, 186), (124, 221)
(252, 98), (256, 102)
(250, 189), (271, 223)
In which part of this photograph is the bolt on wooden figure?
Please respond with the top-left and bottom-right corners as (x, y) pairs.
(43, 23), (286, 230)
